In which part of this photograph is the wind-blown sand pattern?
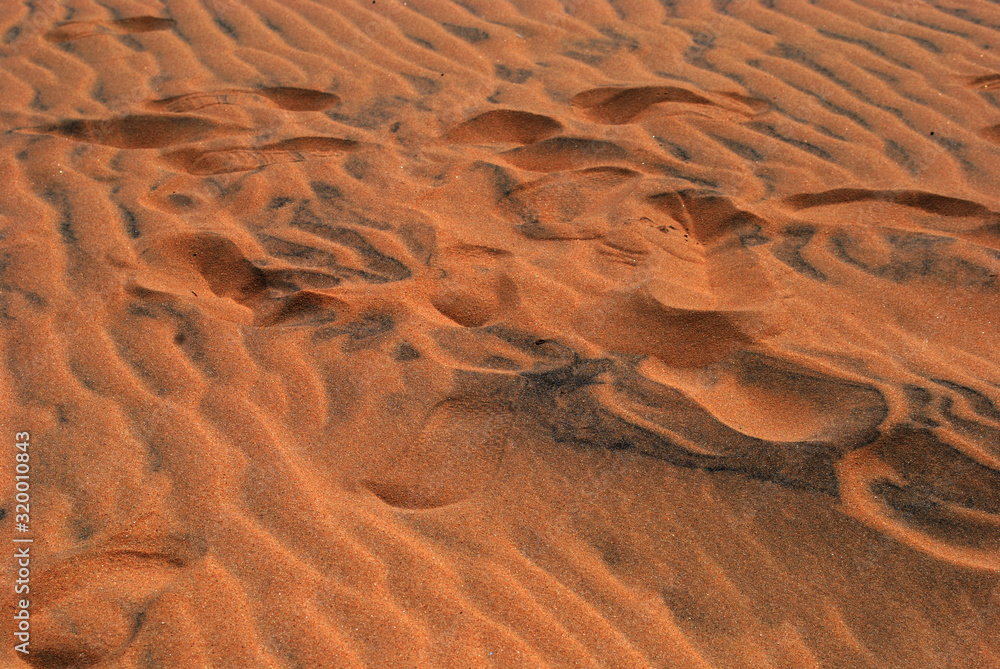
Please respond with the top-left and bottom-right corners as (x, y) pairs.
(1, 0), (999, 666)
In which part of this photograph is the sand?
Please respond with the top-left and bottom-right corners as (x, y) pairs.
(1, 0), (999, 666)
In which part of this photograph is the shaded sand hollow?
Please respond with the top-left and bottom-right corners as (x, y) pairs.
(1, 0), (1000, 667)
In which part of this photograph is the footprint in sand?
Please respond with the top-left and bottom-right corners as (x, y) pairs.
(361, 399), (508, 510)
(132, 227), (412, 326)
(505, 166), (642, 240)
(783, 188), (996, 220)
(595, 351), (889, 490)
(429, 244), (520, 328)
(44, 17), (175, 43)
(964, 76), (1000, 141)
(148, 87), (340, 113)
(160, 136), (359, 175)
(438, 326), (887, 495)
(570, 85), (760, 125)
(834, 377), (1000, 571)
(574, 221), (776, 370)
(26, 115), (236, 149)
(27, 517), (205, 667)
(839, 432), (1000, 572)
(501, 137), (630, 172)
(968, 73), (1000, 90)
(443, 109), (562, 145)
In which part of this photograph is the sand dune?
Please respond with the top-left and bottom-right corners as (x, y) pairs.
(1, 0), (999, 667)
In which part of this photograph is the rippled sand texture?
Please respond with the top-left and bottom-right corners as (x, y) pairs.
(2, 0), (1000, 666)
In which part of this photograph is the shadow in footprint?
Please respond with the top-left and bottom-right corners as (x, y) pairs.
(840, 427), (1000, 571)
(30, 115), (231, 149)
(968, 73), (1000, 90)
(149, 87), (340, 113)
(783, 188), (996, 219)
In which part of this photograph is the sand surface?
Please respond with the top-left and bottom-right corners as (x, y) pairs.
(1, 0), (999, 666)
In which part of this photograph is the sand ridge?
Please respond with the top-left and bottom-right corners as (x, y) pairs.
(1, 0), (999, 666)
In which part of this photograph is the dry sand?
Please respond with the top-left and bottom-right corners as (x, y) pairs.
(1, 0), (999, 666)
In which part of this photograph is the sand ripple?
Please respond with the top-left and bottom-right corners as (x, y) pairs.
(2, 0), (1000, 666)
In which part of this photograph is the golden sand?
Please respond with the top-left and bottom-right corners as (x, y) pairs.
(1, 0), (999, 666)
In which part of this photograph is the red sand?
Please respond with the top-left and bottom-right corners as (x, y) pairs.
(1, 0), (999, 667)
